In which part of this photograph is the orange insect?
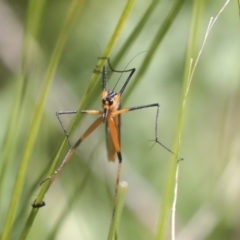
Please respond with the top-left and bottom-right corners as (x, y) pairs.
(32, 58), (174, 208)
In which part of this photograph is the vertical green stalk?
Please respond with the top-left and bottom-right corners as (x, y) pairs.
(1, 1), (85, 240)
(113, 0), (160, 65)
(0, 0), (47, 206)
(107, 182), (128, 240)
(155, 0), (205, 239)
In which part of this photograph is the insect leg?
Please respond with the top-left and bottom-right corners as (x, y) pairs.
(56, 111), (77, 147)
(113, 104), (176, 155)
(55, 110), (103, 178)
(97, 57), (136, 95)
(32, 114), (103, 208)
(50, 115), (103, 184)
(107, 58), (135, 96)
(56, 110), (103, 147)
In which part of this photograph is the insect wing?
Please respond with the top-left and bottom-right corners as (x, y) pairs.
(105, 113), (120, 162)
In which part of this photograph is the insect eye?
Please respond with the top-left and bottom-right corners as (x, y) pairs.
(102, 98), (113, 105)
(108, 99), (113, 105)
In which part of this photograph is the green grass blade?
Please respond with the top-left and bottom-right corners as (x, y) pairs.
(107, 182), (128, 240)
(21, 0), (47, 71)
(1, 1), (85, 240)
(0, 0), (47, 203)
(155, 0), (204, 239)
(114, 0), (160, 65)
(0, 76), (23, 196)
(0, 0), (47, 236)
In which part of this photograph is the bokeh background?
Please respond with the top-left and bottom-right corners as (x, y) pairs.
(0, 0), (240, 240)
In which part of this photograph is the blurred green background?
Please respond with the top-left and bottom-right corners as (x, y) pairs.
(0, 0), (240, 239)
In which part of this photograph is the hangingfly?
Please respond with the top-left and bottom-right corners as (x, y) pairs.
(32, 57), (175, 208)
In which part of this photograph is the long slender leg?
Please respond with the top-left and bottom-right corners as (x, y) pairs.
(32, 115), (103, 208)
(102, 65), (108, 91)
(97, 57), (136, 95)
(50, 116), (104, 184)
(94, 60), (108, 91)
(55, 109), (102, 165)
(56, 111), (77, 147)
(51, 116), (103, 184)
(56, 110), (103, 147)
(112, 104), (177, 156)
(106, 58), (135, 95)
(107, 103), (176, 213)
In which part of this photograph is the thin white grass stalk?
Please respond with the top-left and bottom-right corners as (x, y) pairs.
(171, 59), (192, 240)
(171, 162), (180, 240)
(189, 0), (230, 82)
(170, 1), (230, 239)
(185, 59), (193, 101)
